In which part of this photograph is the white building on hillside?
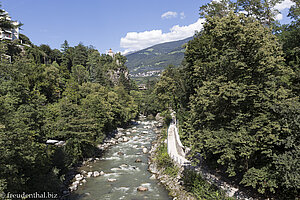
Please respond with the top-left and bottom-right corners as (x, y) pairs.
(0, 11), (20, 41)
(108, 48), (114, 57)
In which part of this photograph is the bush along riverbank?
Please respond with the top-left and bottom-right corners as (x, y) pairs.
(148, 126), (235, 200)
(148, 127), (195, 200)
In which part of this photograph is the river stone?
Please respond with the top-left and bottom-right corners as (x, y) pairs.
(149, 174), (156, 180)
(117, 151), (124, 155)
(75, 175), (83, 181)
(82, 179), (87, 183)
(86, 172), (93, 178)
(69, 184), (77, 192)
(135, 158), (142, 163)
(123, 136), (129, 142)
(72, 180), (80, 186)
(111, 138), (116, 144)
(100, 171), (105, 176)
(143, 148), (148, 154)
(75, 174), (81, 179)
(137, 186), (148, 192)
(149, 164), (158, 174)
(93, 171), (100, 177)
(118, 137), (123, 142)
(117, 128), (124, 132)
(120, 164), (128, 168)
(108, 178), (117, 182)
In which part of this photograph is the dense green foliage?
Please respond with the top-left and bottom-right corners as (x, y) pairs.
(0, 14), (139, 194)
(154, 129), (180, 178)
(1, 1), (300, 199)
(183, 170), (234, 200)
(152, 2), (300, 198)
(125, 37), (192, 76)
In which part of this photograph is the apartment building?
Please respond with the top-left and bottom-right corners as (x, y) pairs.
(0, 11), (19, 41)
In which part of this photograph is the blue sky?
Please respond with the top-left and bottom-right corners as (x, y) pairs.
(1, 0), (295, 54)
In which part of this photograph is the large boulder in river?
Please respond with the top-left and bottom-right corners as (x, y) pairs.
(135, 158), (142, 163)
(137, 186), (148, 192)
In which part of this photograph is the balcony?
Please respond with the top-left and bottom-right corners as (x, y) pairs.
(0, 33), (13, 40)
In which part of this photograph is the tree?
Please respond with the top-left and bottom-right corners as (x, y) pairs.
(60, 40), (69, 53)
(154, 65), (187, 111)
(60, 40), (73, 71)
(72, 43), (88, 67)
(277, 0), (300, 96)
(183, 12), (299, 197)
(0, 5), (21, 30)
(86, 50), (104, 83)
(71, 65), (88, 85)
(288, 0), (300, 20)
(199, 0), (283, 26)
(199, 0), (236, 18)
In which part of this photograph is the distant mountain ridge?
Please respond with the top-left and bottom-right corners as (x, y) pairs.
(125, 37), (193, 76)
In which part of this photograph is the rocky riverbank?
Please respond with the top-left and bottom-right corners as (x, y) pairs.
(61, 121), (141, 197)
(148, 128), (196, 200)
(62, 117), (168, 199)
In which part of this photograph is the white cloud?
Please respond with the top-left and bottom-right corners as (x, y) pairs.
(274, 0), (295, 11)
(273, 0), (295, 21)
(180, 12), (186, 19)
(120, 18), (205, 54)
(161, 11), (178, 19)
(275, 13), (283, 20)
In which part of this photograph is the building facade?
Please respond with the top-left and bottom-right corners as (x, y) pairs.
(0, 11), (19, 41)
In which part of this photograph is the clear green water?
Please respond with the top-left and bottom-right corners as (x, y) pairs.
(70, 120), (172, 200)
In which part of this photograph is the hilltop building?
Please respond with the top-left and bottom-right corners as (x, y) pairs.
(107, 48), (122, 66)
(108, 48), (114, 57)
(0, 10), (20, 41)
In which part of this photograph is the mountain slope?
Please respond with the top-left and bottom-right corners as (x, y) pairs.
(125, 37), (193, 76)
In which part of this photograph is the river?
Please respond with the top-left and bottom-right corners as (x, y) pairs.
(70, 120), (172, 200)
